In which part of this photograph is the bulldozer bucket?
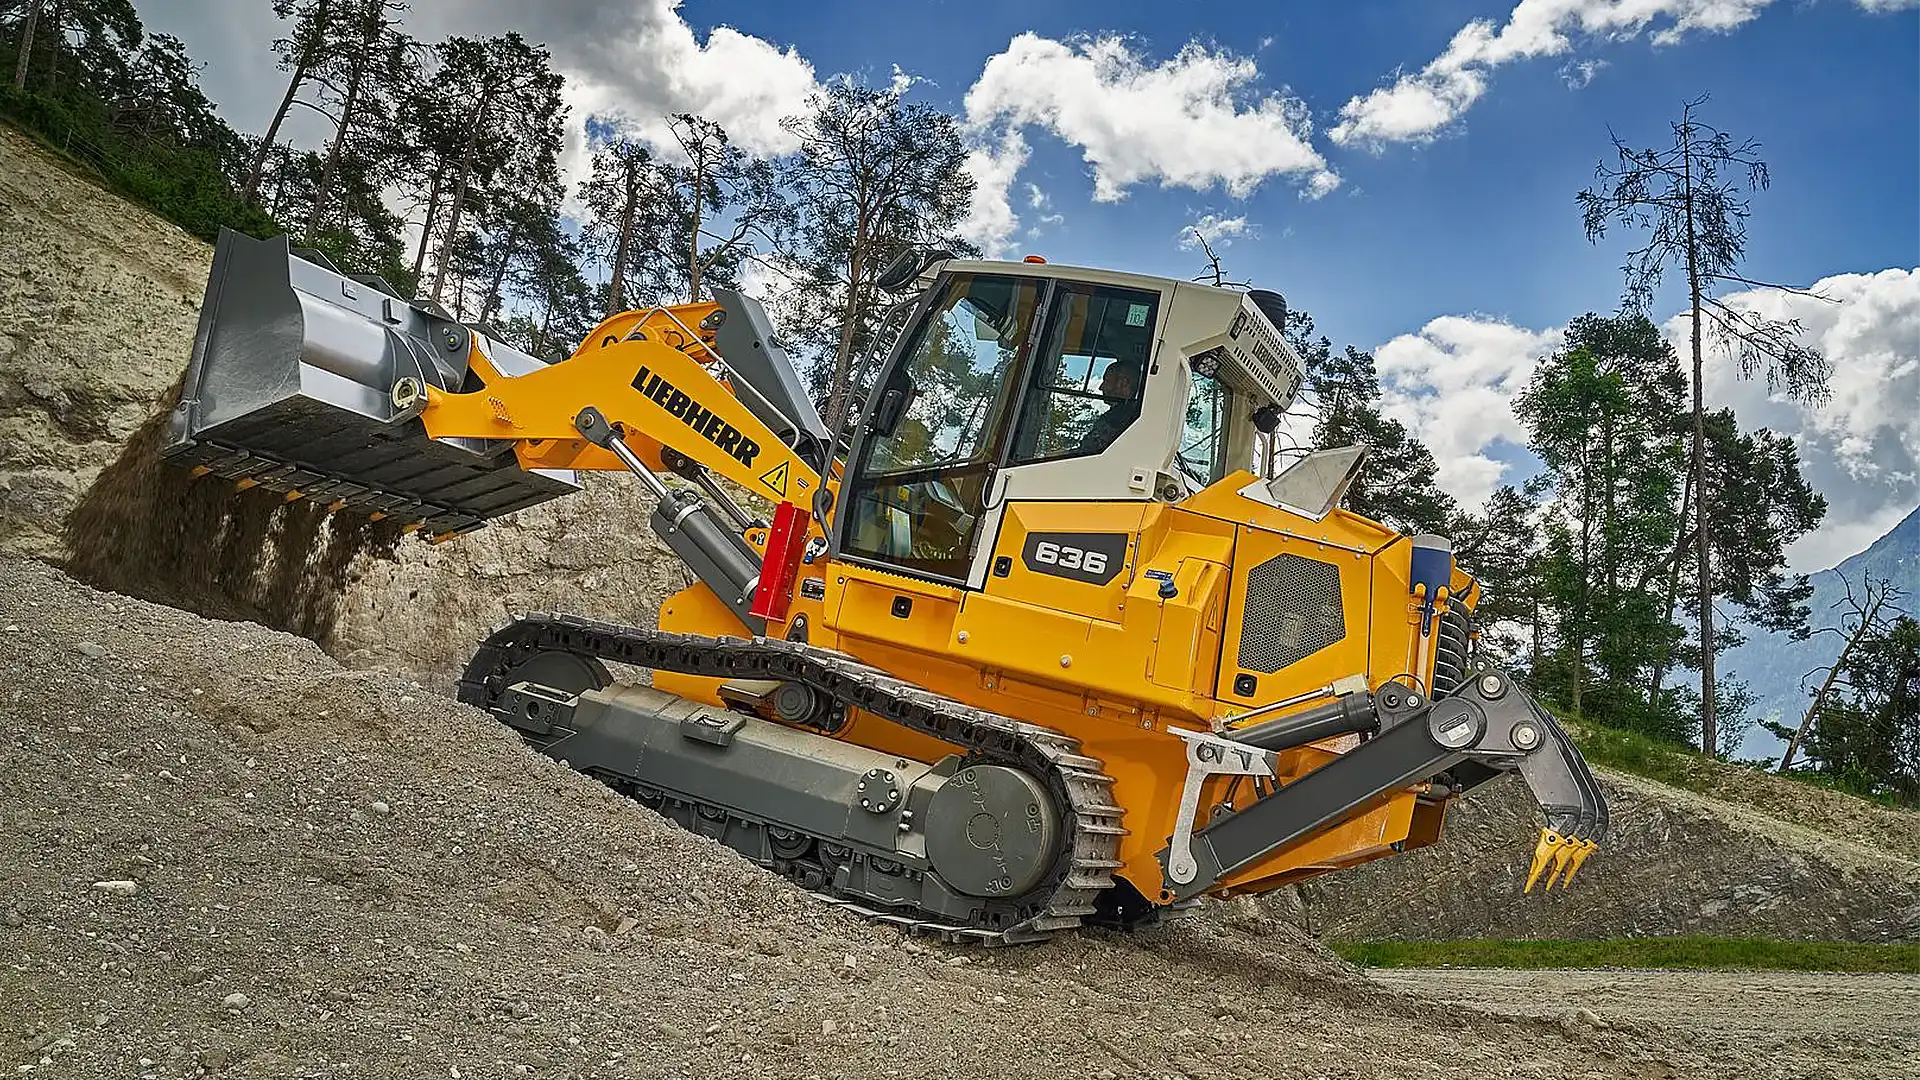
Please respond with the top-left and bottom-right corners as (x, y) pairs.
(162, 228), (577, 538)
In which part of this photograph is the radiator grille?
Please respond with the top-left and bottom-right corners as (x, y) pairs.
(1237, 553), (1345, 673)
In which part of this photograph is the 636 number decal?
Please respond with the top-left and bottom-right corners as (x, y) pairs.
(1019, 532), (1128, 586)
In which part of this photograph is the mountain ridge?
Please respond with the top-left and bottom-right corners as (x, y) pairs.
(1730, 505), (1920, 760)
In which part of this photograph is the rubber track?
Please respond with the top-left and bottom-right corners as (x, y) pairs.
(458, 613), (1125, 944)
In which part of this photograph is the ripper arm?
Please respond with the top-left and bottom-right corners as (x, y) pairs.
(1156, 670), (1607, 902)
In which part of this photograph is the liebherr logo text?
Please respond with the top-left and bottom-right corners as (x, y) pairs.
(630, 365), (761, 467)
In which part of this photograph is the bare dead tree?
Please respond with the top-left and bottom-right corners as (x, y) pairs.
(1577, 94), (1835, 755)
(1781, 573), (1905, 773)
(1189, 228), (1250, 290)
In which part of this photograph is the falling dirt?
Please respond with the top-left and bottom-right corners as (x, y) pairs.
(59, 377), (406, 641)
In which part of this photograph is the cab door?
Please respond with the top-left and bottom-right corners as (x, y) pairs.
(833, 271), (1047, 584)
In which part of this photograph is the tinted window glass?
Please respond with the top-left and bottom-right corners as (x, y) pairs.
(840, 273), (1044, 580)
(1009, 283), (1159, 464)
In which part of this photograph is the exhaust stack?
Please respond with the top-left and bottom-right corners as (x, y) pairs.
(163, 229), (578, 539)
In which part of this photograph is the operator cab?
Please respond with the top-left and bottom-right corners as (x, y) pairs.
(832, 257), (1305, 587)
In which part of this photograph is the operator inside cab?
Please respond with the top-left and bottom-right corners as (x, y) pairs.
(1078, 358), (1142, 454)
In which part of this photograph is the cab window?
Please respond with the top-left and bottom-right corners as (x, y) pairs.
(840, 273), (1043, 581)
(1178, 366), (1232, 487)
(1009, 283), (1158, 464)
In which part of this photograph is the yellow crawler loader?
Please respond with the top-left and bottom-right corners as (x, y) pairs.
(164, 230), (1606, 942)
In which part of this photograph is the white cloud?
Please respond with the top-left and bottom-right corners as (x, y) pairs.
(1178, 214), (1254, 250)
(1373, 317), (1565, 504)
(737, 252), (808, 305)
(1677, 268), (1920, 569)
(887, 64), (919, 98)
(395, 0), (821, 221)
(1372, 268), (1920, 572)
(1025, 184), (1050, 210)
(1560, 58), (1609, 88)
(1788, 502), (1913, 571)
(533, 1), (818, 159)
(956, 129), (1030, 256)
(1330, 0), (1905, 149)
(1329, 1), (1763, 148)
(959, 33), (1337, 250)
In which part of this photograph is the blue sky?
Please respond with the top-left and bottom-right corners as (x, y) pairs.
(668, 1), (1918, 350)
(144, 0), (1920, 568)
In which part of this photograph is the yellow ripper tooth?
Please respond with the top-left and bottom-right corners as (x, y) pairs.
(234, 477), (259, 491)
(1559, 840), (1598, 888)
(190, 465), (212, 477)
(1544, 839), (1579, 890)
(284, 489), (305, 502)
(1525, 829), (1563, 893)
(327, 499), (347, 513)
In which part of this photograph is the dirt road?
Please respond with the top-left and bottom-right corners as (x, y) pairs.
(1368, 966), (1920, 1062)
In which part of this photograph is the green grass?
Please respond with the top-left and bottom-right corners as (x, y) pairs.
(1565, 722), (1704, 791)
(1334, 937), (1920, 974)
(1564, 719), (1911, 809)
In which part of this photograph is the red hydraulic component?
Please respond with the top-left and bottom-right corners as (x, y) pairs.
(749, 501), (811, 623)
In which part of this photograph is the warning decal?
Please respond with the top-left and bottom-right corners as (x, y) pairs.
(759, 460), (790, 497)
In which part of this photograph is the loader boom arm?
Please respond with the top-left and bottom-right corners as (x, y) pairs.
(418, 306), (824, 508)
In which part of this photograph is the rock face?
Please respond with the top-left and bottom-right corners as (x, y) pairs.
(0, 125), (686, 681)
(0, 127), (208, 560)
(327, 473), (692, 677)
(1297, 768), (1920, 943)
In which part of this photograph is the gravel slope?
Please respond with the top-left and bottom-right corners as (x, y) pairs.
(1365, 968), (1920, 1042)
(1, 558), (1886, 1080)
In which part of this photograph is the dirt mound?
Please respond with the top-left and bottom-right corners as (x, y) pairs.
(59, 375), (410, 640)
(1296, 765), (1920, 944)
(6, 557), (1897, 1079)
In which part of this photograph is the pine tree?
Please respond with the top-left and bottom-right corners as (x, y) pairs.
(1789, 615), (1920, 805)
(658, 114), (792, 303)
(241, 0), (338, 206)
(303, 0), (411, 245)
(1446, 483), (1545, 666)
(779, 79), (975, 431)
(579, 136), (659, 313)
(419, 33), (565, 304)
(1577, 95), (1833, 753)
(1277, 308), (1456, 537)
(9, 0), (44, 91)
(1514, 313), (1689, 734)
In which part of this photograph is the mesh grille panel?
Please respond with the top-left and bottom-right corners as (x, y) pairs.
(1237, 553), (1344, 673)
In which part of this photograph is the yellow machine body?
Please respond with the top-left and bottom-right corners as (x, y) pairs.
(407, 300), (1482, 907)
(167, 231), (1603, 937)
